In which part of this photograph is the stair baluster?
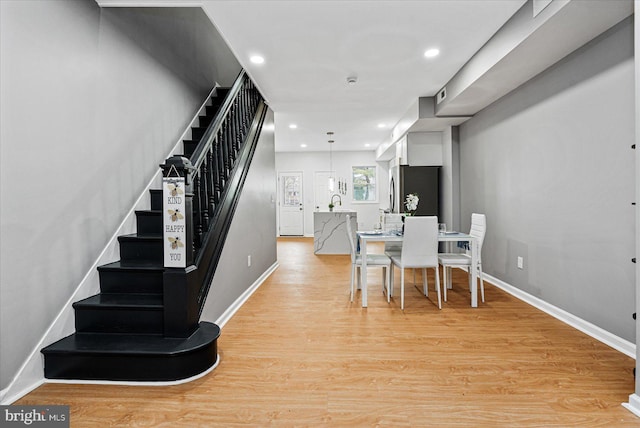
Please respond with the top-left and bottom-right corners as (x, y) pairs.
(206, 149), (216, 216)
(200, 160), (210, 230)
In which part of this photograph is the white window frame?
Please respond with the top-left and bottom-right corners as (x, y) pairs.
(351, 165), (378, 204)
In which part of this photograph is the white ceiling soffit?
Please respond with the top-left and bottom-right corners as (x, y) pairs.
(435, 0), (634, 117)
(96, 0), (204, 6)
(375, 96), (471, 160)
(200, 0), (527, 153)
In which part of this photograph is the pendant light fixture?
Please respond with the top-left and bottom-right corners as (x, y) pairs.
(327, 132), (335, 192)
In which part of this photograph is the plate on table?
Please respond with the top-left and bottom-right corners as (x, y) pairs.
(360, 231), (383, 235)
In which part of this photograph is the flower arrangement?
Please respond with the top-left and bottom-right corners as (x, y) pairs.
(405, 193), (419, 215)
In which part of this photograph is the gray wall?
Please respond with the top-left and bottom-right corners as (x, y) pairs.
(634, 0), (640, 395)
(459, 18), (635, 341)
(0, 0), (240, 392)
(440, 126), (461, 234)
(201, 108), (278, 322)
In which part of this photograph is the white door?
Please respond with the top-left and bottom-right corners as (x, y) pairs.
(314, 171), (333, 211)
(278, 172), (304, 236)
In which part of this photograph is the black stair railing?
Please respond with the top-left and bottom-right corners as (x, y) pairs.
(160, 70), (266, 337)
(190, 70), (261, 254)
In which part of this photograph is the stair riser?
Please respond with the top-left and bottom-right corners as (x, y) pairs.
(98, 269), (163, 294)
(119, 239), (163, 262)
(75, 308), (163, 335)
(205, 104), (222, 117)
(215, 89), (229, 99)
(199, 115), (213, 127)
(191, 127), (207, 140)
(150, 189), (163, 211)
(183, 140), (198, 158)
(136, 212), (162, 236)
(44, 345), (217, 382)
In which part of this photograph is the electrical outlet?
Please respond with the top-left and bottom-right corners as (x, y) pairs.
(517, 256), (524, 270)
(247, 255), (252, 267)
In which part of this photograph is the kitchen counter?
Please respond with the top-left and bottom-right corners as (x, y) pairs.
(313, 211), (357, 254)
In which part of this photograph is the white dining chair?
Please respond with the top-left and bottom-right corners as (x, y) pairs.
(438, 213), (486, 303)
(390, 216), (441, 310)
(382, 214), (403, 258)
(345, 215), (391, 302)
(384, 242), (402, 258)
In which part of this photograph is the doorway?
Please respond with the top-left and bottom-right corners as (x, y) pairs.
(278, 171), (304, 236)
(314, 171), (334, 212)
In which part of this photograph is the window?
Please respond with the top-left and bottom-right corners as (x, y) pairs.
(352, 166), (377, 202)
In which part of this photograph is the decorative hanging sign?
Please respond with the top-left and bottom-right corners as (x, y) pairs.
(163, 167), (186, 268)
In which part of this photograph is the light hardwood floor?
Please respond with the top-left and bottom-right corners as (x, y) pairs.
(16, 237), (638, 426)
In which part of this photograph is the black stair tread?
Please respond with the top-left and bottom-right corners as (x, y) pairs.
(42, 322), (220, 356)
(132, 232), (162, 238)
(118, 233), (162, 242)
(98, 260), (164, 270)
(74, 293), (162, 308)
(135, 209), (162, 215)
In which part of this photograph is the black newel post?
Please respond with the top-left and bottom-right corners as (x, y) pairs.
(160, 156), (195, 265)
(160, 156), (200, 338)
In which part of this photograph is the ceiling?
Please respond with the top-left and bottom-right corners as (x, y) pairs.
(201, 0), (527, 153)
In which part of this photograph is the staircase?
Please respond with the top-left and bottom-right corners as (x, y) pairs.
(41, 78), (260, 382)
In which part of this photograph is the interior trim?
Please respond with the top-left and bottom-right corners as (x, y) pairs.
(213, 261), (279, 329)
(622, 393), (640, 417)
(483, 271), (635, 359)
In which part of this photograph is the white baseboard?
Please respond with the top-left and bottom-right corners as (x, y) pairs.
(214, 261), (279, 329)
(623, 393), (640, 417)
(0, 381), (44, 406)
(483, 272), (636, 359)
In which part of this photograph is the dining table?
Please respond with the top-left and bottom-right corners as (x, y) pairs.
(356, 229), (479, 308)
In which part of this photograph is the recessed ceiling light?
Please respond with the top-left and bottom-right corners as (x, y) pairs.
(377, 123), (385, 128)
(289, 124), (297, 129)
(364, 143), (371, 147)
(250, 55), (265, 64)
(424, 48), (440, 58)
(300, 144), (307, 148)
